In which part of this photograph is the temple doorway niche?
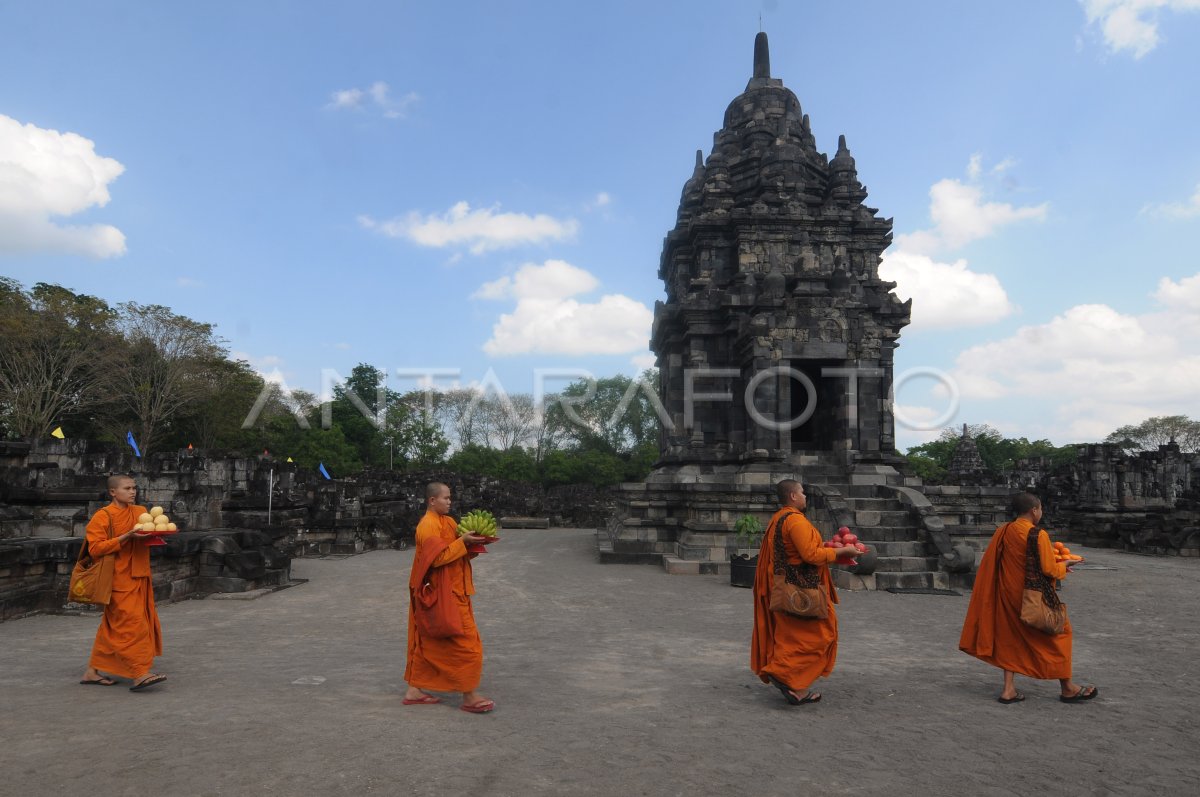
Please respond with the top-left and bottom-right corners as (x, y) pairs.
(789, 360), (842, 451)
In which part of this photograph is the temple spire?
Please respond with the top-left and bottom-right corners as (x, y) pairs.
(753, 32), (770, 78)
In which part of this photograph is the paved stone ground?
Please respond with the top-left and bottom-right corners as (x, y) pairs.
(2, 529), (1198, 796)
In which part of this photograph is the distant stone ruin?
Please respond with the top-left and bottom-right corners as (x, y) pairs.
(0, 438), (611, 621)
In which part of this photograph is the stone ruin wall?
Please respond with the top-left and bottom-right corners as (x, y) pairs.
(926, 442), (1199, 558)
(0, 439), (614, 621)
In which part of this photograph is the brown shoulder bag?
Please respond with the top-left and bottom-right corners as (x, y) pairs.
(768, 510), (830, 619)
(1018, 527), (1068, 635)
(68, 509), (117, 605)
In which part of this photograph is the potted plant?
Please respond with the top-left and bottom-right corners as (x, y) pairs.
(729, 513), (764, 588)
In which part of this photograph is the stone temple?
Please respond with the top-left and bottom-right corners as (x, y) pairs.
(604, 32), (977, 588)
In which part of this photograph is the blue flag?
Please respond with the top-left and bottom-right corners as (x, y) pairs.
(318, 462), (331, 480)
(126, 431), (142, 458)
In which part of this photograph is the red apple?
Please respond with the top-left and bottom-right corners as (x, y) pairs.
(838, 526), (850, 535)
(842, 532), (858, 545)
(855, 542), (867, 553)
(823, 540), (836, 548)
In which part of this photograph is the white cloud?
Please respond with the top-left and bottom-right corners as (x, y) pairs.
(1154, 272), (1200, 309)
(1142, 183), (1200, 219)
(946, 278), (1200, 439)
(1081, 0), (1200, 58)
(475, 259), (653, 355)
(585, 191), (612, 212)
(232, 352), (287, 380)
(879, 251), (1015, 330)
(327, 81), (419, 118)
(881, 156), (1043, 331)
(360, 201), (579, 255)
(0, 114), (126, 259)
(966, 153), (983, 180)
(630, 352), (657, 372)
(895, 171), (1048, 255)
(472, 259), (598, 302)
(329, 88), (365, 109)
(177, 276), (203, 288)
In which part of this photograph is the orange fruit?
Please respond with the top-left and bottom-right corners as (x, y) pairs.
(1053, 541), (1064, 550)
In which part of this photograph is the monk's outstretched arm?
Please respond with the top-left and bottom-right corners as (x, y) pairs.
(1037, 529), (1067, 580)
(788, 518), (838, 566)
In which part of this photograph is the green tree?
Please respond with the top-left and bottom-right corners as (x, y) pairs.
(283, 425), (362, 476)
(0, 280), (121, 439)
(905, 424), (1078, 478)
(163, 358), (269, 451)
(108, 303), (227, 457)
(545, 371), (663, 453)
(1105, 415), (1200, 453)
(326, 363), (401, 467)
(380, 394), (450, 469)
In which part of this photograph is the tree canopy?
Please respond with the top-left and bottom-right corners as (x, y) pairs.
(1104, 415), (1200, 453)
(0, 277), (663, 487)
(904, 424), (1080, 482)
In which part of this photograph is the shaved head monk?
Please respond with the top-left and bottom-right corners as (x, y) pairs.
(959, 492), (1098, 704)
(79, 475), (166, 691)
(750, 479), (844, 705)
(404, 482), (494, 713)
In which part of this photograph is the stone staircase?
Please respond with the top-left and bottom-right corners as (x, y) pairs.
(601, 451), (976, 590)
(833, 492), (952, 591)
(793, 452), (975, 591)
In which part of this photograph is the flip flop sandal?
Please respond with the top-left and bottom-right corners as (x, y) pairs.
(460, 700), (495, 714)
(998, 692), (1026, 704)
(80, 678), (117, 686)
(129, 674), (167, 692)
(402, 695), (442, 705)
(1060, 685), (1098, 703)
(768, 676), (802, 706)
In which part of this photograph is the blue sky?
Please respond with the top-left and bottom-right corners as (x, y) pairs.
(2, 0), (1199, 451)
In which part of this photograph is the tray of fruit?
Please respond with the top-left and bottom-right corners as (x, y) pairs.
(824, 526), (869, 565)
(135, 506), (179, 546)
(1053, 540), (1083, 567)
(457, 509), (499, 552)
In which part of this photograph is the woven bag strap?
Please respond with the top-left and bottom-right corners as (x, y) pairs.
(1024, 527), (1061, 608)
(771, 508), (820, 588)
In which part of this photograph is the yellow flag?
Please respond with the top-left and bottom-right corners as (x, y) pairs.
(50, 427), (65, 439)
(286, 457), (294, 463)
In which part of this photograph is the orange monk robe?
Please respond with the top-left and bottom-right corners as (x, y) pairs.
(959, 518), (1072, 679)
(404, 510), (483, 692)
(751, 508), (841, 690)
(85, 503), (163, 679)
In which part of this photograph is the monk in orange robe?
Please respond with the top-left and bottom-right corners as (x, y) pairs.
(959, 492), (1098, 704)
(751, 479), (842, 705)
(403, 482), (494, 713)
(79, 475), (166, 691)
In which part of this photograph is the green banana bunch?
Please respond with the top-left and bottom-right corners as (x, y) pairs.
(457, 509), (498, 537)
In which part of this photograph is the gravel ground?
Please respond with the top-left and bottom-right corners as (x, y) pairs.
(1, 529), (1197, 796)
